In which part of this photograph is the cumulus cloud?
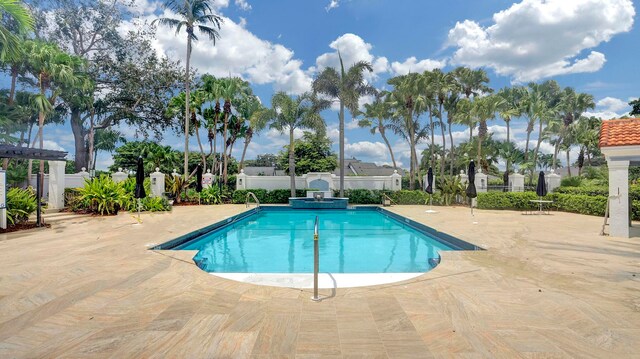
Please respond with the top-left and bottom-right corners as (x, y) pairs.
(315, 33), (388, 80)
(390, 57), (447, 75)
(345, 141), (388, 159)
(446, 0), (635, 82)
(584, 96), (631, 119)
(234, 0), (251, 11)
(138, 8), (312, 94)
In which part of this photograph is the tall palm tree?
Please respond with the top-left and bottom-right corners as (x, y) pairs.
(443, 86), (461, 175)
(419, 71), (439, 171)
(202, 74), (223, 173)
(496, 87), (523, 173)
(555, 88), (595, 171)
(472, 95), (499, 171)
(358, 92), (397, 169)
(266, 92), (326, 197)
(0, 0), (34, 61)
(217, 77), (250, 182)
(430, 69), (458, 176)
(386, 73), (427, 189)
(312, 52), (374, 197)
(237, 95), (267, 169)
(454, 98), (475, 142)
(153, 0), (223, 177)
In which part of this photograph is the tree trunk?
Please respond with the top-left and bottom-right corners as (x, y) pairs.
(222, 111), (229, 183)
(524, 120), (533, 163)
(532, 119), (544, 172)
(9, 66), (18, 105)
(289, 127), (296, 198)
(429, 110), (435, 169)
(212, 110), (218, 177)
(552, 136), (561, 171)
(71, 108), (89, 172)
(87, 111), (95, 172)
(469, 125), (473, 143)
(379, 126), (397, 169)
(448, 115), (455, 176)
(183, 35), (192, 177)
(239, 133), (252, 170)
(566, 150), (572, 177)
(38, 110), (45, 195)
(506, 119), (511, 173)
(439, 104), (446, 176)
(194, 116), (207, 171)
(477, 127), (482, 170)
(339, 102), (345, 197)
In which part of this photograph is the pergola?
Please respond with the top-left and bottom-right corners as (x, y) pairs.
(0, 144), (68, 228)
(599, 118), (640, 238)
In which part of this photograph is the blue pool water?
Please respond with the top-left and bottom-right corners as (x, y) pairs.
(173, 208), (458, 273)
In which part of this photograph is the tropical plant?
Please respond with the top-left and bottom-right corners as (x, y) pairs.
(0, 0), (34, 61)
(358, 92), (397, 169)
(78, 175), (126, 215)
(200, 185), (224, 204)
(166, 174), (192, 204)
(5, 187), (37, 225)
(236, 94), (267, 169)
(437, 175), (467, 206)
(265, 92), (326, 197)
(141, 196), (172, 212)
(496, 87), (523, 173)
(312, 52), (375, 197)
(154, 0), (223, 177)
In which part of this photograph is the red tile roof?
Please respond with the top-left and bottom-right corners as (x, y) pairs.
(599, 118), (640, 147)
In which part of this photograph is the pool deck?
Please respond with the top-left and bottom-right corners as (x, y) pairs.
(0, 205), (638, 358)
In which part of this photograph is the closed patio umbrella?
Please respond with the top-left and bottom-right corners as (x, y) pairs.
(425, 167), (436, 213)
(536, 171), (547, 214)
(466, 161), (477, 216)
(196, 164), (203, 193)
(134, 156), (146, 222)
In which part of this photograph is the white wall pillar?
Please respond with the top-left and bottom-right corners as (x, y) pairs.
(203, 169), (213, 189)
(390, 170), (402, 191)
(112, 168), (128, 183)
(608, 160), (630, 238)
(511, 173), (525, 192)
(78, 167), (91, 181)
(476, 169), (488, 193)
(547, 170), (561, 193)
(236, 169), (247, 190)
(48, 160), (65, 210)
(150, 168), (165, 197)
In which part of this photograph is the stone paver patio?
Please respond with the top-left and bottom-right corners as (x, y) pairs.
(0, 205), (639, 358)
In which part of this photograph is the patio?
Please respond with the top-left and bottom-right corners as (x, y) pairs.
(0, 205), (638, 357)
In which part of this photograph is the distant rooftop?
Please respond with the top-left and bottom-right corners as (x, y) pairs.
(333, 158), (404, 176)
(599, 118), (640, 147)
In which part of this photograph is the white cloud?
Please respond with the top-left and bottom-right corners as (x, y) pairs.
(42, 140), (65, 152)
(446, 0), (635, 82)
(390, 56), (447, 75)
(234, 0), (251, 11)
(315, 33), (387, 80)
(584, 96), (631, 119)
(140, 10), (312, 94)
(326, 0), (339, 12)
(345, 141), (388, 159)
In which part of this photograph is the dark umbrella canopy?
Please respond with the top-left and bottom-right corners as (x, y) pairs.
(466, 161), (477, 199)
(503, 171), (509, 192)
(426, 167), (434, 194)
(196, 164), (203, 193)
(536, 171), (547, 197)
(134, 156), (146, 199)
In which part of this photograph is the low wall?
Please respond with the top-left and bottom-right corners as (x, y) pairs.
(236, 171), (403, 191)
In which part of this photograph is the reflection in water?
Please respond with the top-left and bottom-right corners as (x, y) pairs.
(288, 228), (295, 273)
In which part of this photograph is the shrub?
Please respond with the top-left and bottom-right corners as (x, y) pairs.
(200, 186), (225, 205)
(437, 176), (467, 206)
(6, 187), (37, 225)
(64, 188), (87, 212)
(552, 193), (607, 217)
(388, 190), (429, 205)
(340, 189), (381, 204)
(141, 196), (172, 212)
(78, 175), (126, 215)
(560, 176), (583, 187)
(477, 192), (541, 210)
(166, 175), (192, 203)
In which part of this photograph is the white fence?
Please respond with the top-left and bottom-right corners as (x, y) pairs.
(236, 171), (403, 192)
(27, 170), (90, 199)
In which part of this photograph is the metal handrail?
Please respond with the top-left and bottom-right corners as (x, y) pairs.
(381, 193), (397, 206)
(245, 192), (260, 208)
(312, 216), (320, 302)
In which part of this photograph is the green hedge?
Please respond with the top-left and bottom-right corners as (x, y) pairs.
(554, 185), (640, 201)
(477, 191), (639, 220)
(232, 189), (310, 204)
(232, 188), (444, 205)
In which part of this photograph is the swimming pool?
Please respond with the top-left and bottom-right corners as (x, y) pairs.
(156, 207), (480, 278)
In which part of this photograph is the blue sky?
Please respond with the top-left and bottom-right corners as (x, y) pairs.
(20, 0), (640, 170)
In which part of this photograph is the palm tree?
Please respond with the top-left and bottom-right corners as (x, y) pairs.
(495, 87), (522, 173)
(91, 128), (125, 171)
(452, 67), (492, 99)
(153, 0), (223, 177)
(454, 98), (475, 143)
(312, 52), (374, 197)
(472, 95), (499, 171)
(266, 92), (326, 197)
(0, 0), (34, 61)
(166, 89), (208, 169)
(429, 69), (457, 176)
(237, 95), (267, 169)
(358, 92), (397, 169)
(555, 88), (595, 171)
(386, 73), (427, 189)
(202, 74), (223, 173)
(24, 40), (86, 190)
(443, 87), (461, 175)
(217, 77), (250, 182)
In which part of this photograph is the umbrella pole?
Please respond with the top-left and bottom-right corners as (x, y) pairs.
(137, 198), (141, 223)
